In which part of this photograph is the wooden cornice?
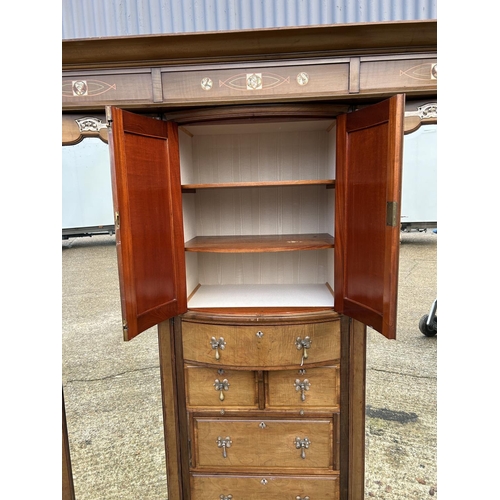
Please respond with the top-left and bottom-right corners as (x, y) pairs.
(62, 20), (437, 71)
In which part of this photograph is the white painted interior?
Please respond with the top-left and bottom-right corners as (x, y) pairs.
(179, 119), (337, 307)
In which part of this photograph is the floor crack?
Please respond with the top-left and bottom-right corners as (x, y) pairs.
(368, 366), (436, 381)
(64, 364), (160, 384)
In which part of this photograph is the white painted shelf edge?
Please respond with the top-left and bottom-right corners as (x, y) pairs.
(187, 284), (335, 308)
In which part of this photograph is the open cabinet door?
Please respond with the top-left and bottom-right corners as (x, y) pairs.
(334, 95), (404, 339)
(108, 107), (187, 341)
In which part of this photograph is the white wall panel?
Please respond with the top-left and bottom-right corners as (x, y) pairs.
(62, 0), (437, 39)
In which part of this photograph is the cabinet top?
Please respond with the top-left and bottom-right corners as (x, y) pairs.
(62, 20), (436, 71)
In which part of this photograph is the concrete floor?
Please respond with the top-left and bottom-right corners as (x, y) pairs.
(62, 230), (437, 499)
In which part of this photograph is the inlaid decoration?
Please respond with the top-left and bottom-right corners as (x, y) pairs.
(296, 72), (309, 86)
(405, 103), (437, 120)
(246, 73), (262, 90)
(75, 117), (107, 133)
(400, 62), (437, 81)
(200, 77), (213, 91)
(62, 79), (117, 97)
(219, 72), (291, 91)
(62, 114), (109, 144)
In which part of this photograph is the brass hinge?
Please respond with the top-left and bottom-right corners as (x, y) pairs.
(122, 321), (128, 332)
(386, 201), (399, 227)
(105, 105), (113, 127)
(115, 211), (120, 229)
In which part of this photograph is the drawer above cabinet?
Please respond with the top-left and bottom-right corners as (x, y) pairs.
(190, 473), (340, 500)
(181, 320), (340, 369)
(192, 417), (336, 471)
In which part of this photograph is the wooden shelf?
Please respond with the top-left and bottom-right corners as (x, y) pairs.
(185, 233), (334, 253)
(182, 179), (335, 192)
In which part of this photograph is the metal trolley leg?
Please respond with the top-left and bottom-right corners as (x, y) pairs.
(419, 299), (437, 337)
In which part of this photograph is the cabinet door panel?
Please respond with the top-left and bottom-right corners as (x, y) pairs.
(334, 95), (404, 339)
(109, 107), (187, 340)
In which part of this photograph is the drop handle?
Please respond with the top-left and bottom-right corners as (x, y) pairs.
(210, 336), (226, 360)
(296, 497), (310, 500)
(216, 436), (232, 458)
(295, 336), (312, 366)
(214, 378), (230, 401)
(220, 496), (233, 500)
(295, 437), (311, 459)
(294, 378), (311, 401)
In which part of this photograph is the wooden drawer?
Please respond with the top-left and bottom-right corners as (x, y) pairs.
(190, 473), (339, 500)
(182, 320), (340, 368)
(185, 365), (259, 409)
(266, 366), (340, 410)
(192, 417), (335, 470)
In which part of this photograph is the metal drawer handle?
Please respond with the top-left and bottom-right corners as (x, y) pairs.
(214, 378), (230, 401)
(295, 336), (312, 366)
(220, 495), (233, 500)
(295, 437), (311, 459)
(216, 436), (232, 458)
(210, 336), (226, 360)
(294, 378), (311, 402)
(296, 497), (310, 500)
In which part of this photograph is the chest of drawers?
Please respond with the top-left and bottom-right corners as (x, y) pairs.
(157, 310), (363, 500)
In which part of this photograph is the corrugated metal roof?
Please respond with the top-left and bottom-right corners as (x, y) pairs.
(62, 0), (437, 39)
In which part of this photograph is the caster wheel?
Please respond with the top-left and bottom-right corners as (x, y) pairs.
(419, 314), (437, 337)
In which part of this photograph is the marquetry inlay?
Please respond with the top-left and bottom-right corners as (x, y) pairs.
(218, 71), (292, 91)
(405, 102), (437, 120)
(400, 61), (437, 81)
(201, 77), (213, 91)
(62, 79), (117, 98)
(296, 72), (310, 86)
(62, 58), (436, 111)
(75, 117), (107, 133)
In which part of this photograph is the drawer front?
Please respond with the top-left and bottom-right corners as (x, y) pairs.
(191, 473), (339, 500)
(193, 418), (334, 469)
(266, 366), (340, 410)
(185, 366), (259, 409)
(182, 320), (340, 368)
